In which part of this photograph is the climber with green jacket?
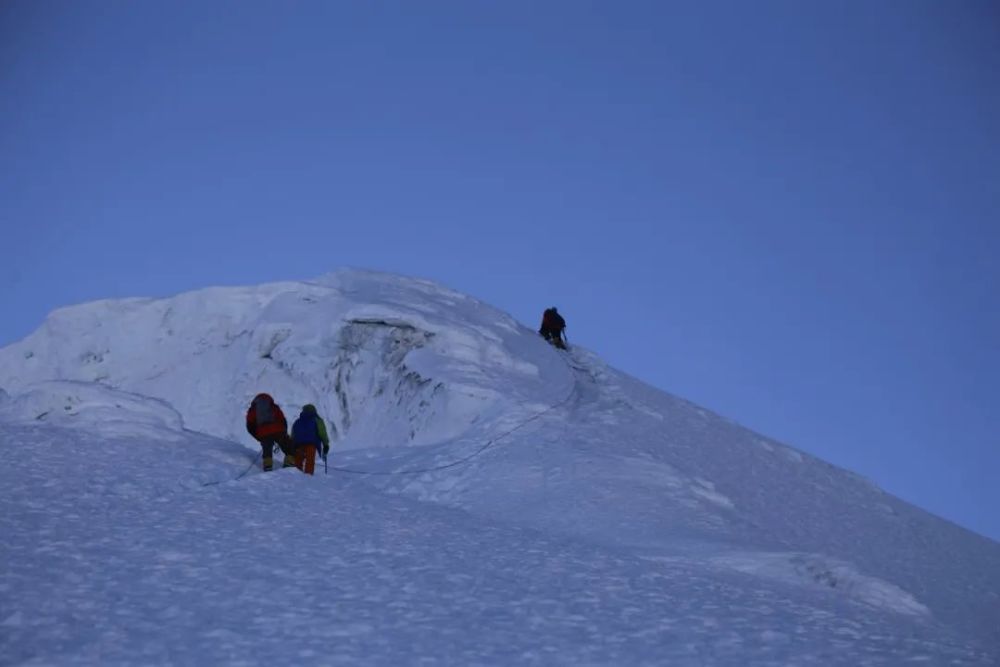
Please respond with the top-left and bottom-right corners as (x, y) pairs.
(290, 404), (331, 475)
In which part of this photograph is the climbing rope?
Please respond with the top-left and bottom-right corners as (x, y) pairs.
(328, 398), (569, 476)
(234, 453), (262, 480)
(329, 363), (579, 477)
(199, 451), (261, 488)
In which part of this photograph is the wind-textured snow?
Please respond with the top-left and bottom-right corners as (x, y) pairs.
(1, 269), (997, 665)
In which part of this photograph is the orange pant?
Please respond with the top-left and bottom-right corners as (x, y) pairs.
(295, 444), (317, 475)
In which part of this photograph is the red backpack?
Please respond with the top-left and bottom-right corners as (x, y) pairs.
(246, 393), (286, 439)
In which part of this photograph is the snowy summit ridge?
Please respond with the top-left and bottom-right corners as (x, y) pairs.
(0, 269), (564, 449)
(1, 268), (997, 665)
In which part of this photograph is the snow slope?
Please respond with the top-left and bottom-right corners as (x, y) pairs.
(1, 269), (997, 665)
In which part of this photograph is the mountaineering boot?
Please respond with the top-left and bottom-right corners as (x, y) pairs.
(262, 456), (273, 471)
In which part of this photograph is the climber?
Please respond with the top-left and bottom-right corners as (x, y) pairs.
(291, 404), (331, 476)
(539, 307), (567, 350)
(245, 393), (295, 471)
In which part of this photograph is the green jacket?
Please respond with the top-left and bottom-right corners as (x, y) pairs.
(315, 415), (330, 448)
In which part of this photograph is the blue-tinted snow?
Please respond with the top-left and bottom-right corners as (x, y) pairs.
(0, 270), (996, 664)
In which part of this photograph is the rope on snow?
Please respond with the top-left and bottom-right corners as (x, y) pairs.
(329, 350), (580, 476)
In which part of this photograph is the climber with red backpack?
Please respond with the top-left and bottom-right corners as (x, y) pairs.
(539, 307), (567, 350)
(245, 393), (295, 471)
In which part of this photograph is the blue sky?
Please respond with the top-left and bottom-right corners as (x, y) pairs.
(2, 1), (998, 540)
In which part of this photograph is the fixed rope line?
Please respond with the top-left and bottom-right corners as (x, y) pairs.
(200, 452), (261, 488)
(330, 381), (577, 477)
(235, 453), (262, 480)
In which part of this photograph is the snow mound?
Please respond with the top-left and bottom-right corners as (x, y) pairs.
(0, 380), (186, 438)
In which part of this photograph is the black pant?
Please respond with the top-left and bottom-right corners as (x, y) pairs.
(540, 328), (565, 348)
(259, 433), (293, 468)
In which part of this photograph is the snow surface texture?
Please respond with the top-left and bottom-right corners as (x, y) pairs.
(1, 269), (997, 665)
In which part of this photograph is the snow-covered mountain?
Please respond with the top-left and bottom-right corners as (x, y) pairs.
(1, 269), (997, 665)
